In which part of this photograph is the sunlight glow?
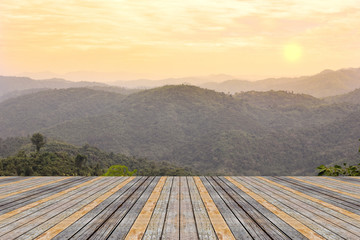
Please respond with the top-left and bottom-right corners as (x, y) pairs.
(283, 44), (302, 62)
(0, 0), (359, 79)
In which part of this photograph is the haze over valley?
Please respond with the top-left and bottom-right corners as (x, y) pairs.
(1, 71), (360, 175)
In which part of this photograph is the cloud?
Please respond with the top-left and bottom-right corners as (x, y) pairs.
(0, 0), (359, 77)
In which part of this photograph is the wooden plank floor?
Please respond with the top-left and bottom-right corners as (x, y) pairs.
(0, 176), (359, 239)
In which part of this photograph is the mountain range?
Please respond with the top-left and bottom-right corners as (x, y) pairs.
(110, 67), (360, 98)
(0, 85), (359, 175)
(0, 76), (139, 102)
(2, 67), (360, 99)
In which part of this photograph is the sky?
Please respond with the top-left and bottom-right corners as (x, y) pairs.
(0, 0), (359, 81)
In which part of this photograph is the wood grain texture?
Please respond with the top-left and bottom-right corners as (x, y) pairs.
(289, 176), (360, 199)
(0, 177), (101, 222)
(258, 177), (360, 223)
(203, 177), (252, 239)
(0, 177), (70, 199)
(0, 176), (359, 239)
(162, 176), (180, 240)
(194, 176), (235, 240)
(187, 177), (216, 240)
(143, 177), (173, 240)
(270, 177), (360, 215)
(35, 177), (135, 240)
(241, 177), (360, 239)
(0, 177), (39, 187)
(225, 176), (324, 240)
(108, 177), (160, 240)
(0, 178), (120, 240)
(125, 177), (167, 240)
(52, 177), (143, 240)
(179, 176), (198, 240)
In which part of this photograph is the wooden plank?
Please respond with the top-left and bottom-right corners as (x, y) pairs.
(323, 176), (360, 186)
(0, 177), (20, 185)
(108, 177), (160, 239)
(89, 177), (155, 239)
(179, 176), (198, 240)
(252, 177), (360, 229)
(242, 177), (359, 239)
(0, 177), (13, 183)
(193, 176), (235, 240)
(0, 179), (105, 229)
(0, 177), (70, 199)
(0, 177), (39, 187)
(0, 178), (120, 239)
(66, 177), (147, 239)
(290, 177), (360, 199)
(51, 177), (142, 240)
(312, 177), (360, 191)
(229, 177), (309, 240)
(0, 177), (56, 193)
(258, 177), (360, 223)
(273, 177), (360, 214)
(1, 176), (359, 240)
(0, 177), (89, 214)
(143, 177), (173, 239)
(35, 176), (135, 240)
(284, 177), (360, 203)
(0, 177), (82, 206)
(162, 176), (180, 240)
(186, 177), (216, 240)
(342, 177), (360, 183)
(0, 177), (94, 218)
(226, 177), (324, 240)
(20, 178), (137, 240)
(0, 178), (113, 230)
(214, 176), (286, 239)
(204, 177), (259, 239)
(0, 178), (110, 228)
(124, 176), (167, 240)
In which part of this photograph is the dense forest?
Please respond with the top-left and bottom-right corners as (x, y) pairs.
(0, 135), (195, 176)
(0, 85), (359, 175)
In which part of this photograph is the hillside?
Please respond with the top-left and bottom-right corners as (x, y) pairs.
(325, 88), (360, 104)
(0, 75), (108, 99)
(0, 88), (125, 136)
(0, 85), (359, 175)
(201, 67), (360, 97)
(0, 137), (195, 176)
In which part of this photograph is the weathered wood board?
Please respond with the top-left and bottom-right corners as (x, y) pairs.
(0, 176), (359, 239)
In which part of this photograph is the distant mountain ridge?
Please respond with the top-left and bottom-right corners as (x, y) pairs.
(109, 67), (360, 97)
(3, 67), (360, 98)
(201, 68), (360, 97)
(0, 76), (141, 102)
(0, 75), (107, 99)
(1, 85), (359, 175)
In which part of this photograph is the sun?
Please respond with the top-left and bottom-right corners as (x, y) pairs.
(283, 44), (302, 62)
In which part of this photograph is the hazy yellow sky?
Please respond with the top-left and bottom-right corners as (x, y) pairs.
(1, 0), (359, 81)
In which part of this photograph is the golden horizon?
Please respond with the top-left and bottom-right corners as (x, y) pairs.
(1, 0), (359, 81)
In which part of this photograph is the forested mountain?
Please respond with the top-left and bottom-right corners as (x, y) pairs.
(0, 88), (126, 136)
(325, 88), (360, 104)
(0, 137), (195, 176)
(0, 85), (359, 175)
(201, 67), (360, 97)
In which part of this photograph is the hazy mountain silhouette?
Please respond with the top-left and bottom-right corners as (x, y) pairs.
(0, 76), (107, 98)
(1, 85), (359, 175)
(201, 68), (360, 97)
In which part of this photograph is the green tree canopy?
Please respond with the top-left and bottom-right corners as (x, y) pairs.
(103, 165), (137, 176)
(31, 133), (46, 152)
(75, 154), (87, 169)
